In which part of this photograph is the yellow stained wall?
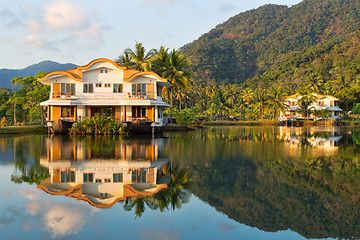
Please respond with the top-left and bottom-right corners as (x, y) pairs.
(52, 106), (60, 120)
(146, 106), (154, 122)
(146, 84), (155, 99)
(53, 83), (60, 92)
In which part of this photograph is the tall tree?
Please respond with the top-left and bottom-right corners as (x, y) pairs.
(153, 49), (192, 118)
(267, 86), (288, 120)
(115, 42), (154, 71)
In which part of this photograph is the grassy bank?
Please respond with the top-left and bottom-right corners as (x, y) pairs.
(0, 125), (48, 135)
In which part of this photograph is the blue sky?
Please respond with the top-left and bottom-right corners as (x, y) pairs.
(0, 0), (302, 69)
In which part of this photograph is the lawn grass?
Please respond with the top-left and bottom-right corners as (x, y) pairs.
(0, 125), (48, 135)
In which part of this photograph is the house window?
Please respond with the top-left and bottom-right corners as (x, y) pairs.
(60, 170), (75, 182)
(104, 178), (111, 183)
(105, 69), (108, 73)
(132, 83), (146, 96)
(104, 83), (111, 88)
(95, 83), (102, 87)
(83, 83), (94, 93)
(100, 70), (103, 73)
(113, 84), (123, 93)
(61, 106), (75, 118)
(318, 101), (325, 106)
(132, 106), (146, 118)
(113, 173), (123, 182)
(95, 179), (102, 183)
(83, 173), (94, 183)
(100, 69), (108, 73)
(132, 169), (147, 183)
(60, 83), (75, 95)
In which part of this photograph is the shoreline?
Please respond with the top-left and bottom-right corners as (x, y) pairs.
(1, 121), (360, 135)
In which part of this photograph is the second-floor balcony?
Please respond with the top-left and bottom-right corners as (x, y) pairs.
(51, 91), (159, 100)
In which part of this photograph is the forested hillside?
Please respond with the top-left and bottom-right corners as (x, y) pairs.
(182, 0), (360, 85)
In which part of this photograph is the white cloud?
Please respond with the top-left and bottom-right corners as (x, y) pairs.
(25, 200), (97, 239)
(21, 0), (104, 51)
(18, 34), (58, 51)
(17, 187), (43, 201)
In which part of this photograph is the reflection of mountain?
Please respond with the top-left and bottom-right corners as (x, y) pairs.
(38, 135), (170, 208)
(168, 127), (360, 239)
(190, 155), (360, 239)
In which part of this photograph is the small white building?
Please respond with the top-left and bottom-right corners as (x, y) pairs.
(38, 58), (171, 128)
(280, 93), (343, 120)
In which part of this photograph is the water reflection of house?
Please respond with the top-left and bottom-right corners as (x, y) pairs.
(279, 127), (342, 157)
(38, 137), (170, 208)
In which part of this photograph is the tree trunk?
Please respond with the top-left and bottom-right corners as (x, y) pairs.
(41, 106), (44, 125)
(13, 102), (16, 126)
(170, 87), (173, 121)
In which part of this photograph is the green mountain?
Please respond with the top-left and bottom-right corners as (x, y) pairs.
(182, 0), (360, 85)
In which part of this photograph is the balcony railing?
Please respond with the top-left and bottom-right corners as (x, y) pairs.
(51, 92), (158, 100)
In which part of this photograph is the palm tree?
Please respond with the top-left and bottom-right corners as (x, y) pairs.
(114, 51), (133, 68)
(116, 42), (154, 71)
(210, 89), (232, 119)
(267, 86), (289, 120)
(306, 73), (323, 93)
(153, 49), (192, 118)
(241, 88), (253, 107)
(297, 88), (316, 120)
(254, 89), (268, 120)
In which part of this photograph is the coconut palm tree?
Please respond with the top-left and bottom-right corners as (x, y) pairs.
(267, 86), (289, 120)
(210, 90), (233, 120)
(114, 51), (133, 68)
(153, 49), (192, 118)
(116, 42), (155, 71)
(297, 88), (316, 120)
(254, 89), (268, 120)
(306, 73), (323, 93)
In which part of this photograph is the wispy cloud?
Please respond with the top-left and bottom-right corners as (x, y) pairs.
(218, 3), (237, 12)
(18, 34), (58, 51)
(0, 5), (22, 27)
(139, 226), (181, 240)
(217, 222), (237, 232)
(140, 0), (180, 7)
(17, 187), (44, 201)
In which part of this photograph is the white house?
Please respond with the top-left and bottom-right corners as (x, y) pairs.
(38, 58), (171, 129)
(280, 93), (343, 120)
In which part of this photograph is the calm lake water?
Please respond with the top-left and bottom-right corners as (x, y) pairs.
(0, 126), (359, 240)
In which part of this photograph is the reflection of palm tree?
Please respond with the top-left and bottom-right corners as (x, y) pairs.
(123, 163), (192, 218)
(124, 195), (156, 218)
(161, 163), (191, 210)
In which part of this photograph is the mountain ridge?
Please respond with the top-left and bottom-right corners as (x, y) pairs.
(0, 60), (77, 89)
(182, 0), (360, 85)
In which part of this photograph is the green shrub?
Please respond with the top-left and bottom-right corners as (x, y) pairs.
(69, 114), (130, 135)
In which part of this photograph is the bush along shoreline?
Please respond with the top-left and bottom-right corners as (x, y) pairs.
(69, 114), (131, 136)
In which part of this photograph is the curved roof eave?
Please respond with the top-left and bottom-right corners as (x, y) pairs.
(38, 71), (81, 83)
(124, 71), (168, 83)
(77, 58), (127, 71)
